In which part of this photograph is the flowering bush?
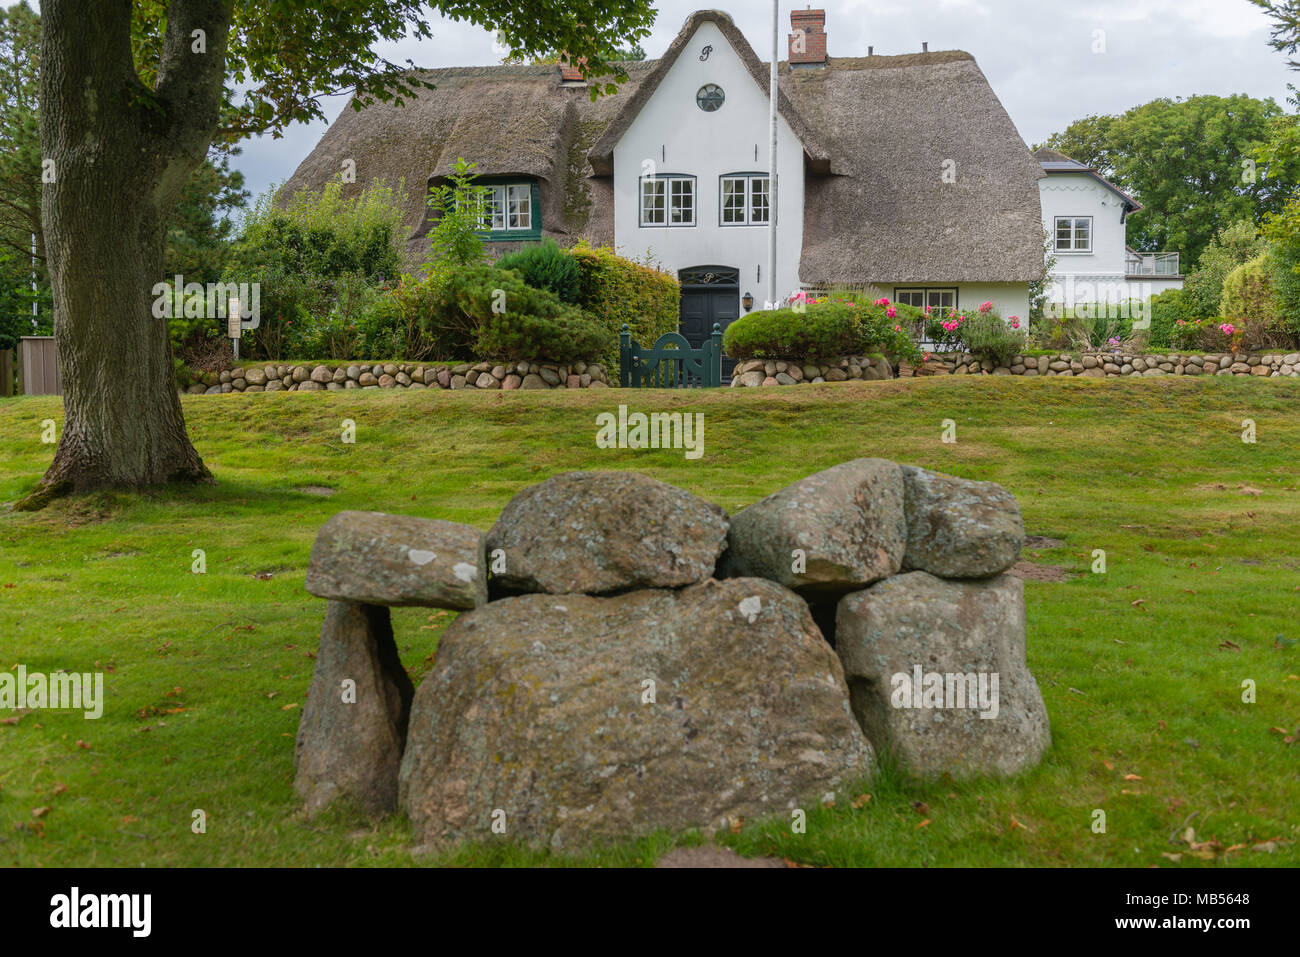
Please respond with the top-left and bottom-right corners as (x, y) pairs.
(924, 304), (1026, 365)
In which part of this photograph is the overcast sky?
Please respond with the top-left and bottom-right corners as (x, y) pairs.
(216, 1), (1298, 203)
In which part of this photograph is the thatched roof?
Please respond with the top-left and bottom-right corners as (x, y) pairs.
(791, 53), (1044, 285)
(588, 10), (830, 176)
(1034, 146), (1142, 213)
(280, 61), (656, 267)
(283, 11), (1044, 283)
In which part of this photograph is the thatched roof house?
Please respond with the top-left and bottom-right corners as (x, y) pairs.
(285, 8), (1044, 328)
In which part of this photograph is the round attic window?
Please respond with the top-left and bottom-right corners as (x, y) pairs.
(696, 84), (725, 112)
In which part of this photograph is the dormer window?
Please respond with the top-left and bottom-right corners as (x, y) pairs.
(453, 178), (541, 241)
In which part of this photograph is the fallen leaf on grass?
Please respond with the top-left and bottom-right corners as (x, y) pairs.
(31, 806), (49, 818)
(1219, 640), (1241, 652)
(1123, 774), (1143, 781)
(1131, 599), (1147, 610)
(281, 703), (299, 711)
(1161, 852), (1183, 862)
(52, 783), (67, 796)
(75, 740), (90, 749)
(915, 819), (930, 830)
(851, 794), (871, 809)
(913, 801), (930, 815)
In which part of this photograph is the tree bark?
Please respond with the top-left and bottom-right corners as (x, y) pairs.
(19, 0), (231, 508)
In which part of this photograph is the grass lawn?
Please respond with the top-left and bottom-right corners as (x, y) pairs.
(1, 376), (1298, 867)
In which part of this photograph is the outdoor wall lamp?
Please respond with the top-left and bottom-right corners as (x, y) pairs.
(742, 292), (754, 312)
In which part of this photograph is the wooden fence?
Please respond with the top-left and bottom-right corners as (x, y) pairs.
(18, 336), (61, 396)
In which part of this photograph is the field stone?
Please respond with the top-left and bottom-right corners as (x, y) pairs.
(398, 578), (875, 850)
(900, 466), (1025, 578)
(486, 471), (729, 595)
(306, 511), (487, 609)
(294, 600), (414, 817)
(724, 458), (906, 595)
(836, 571), (1050, 778)
(244, 367), (266, 386)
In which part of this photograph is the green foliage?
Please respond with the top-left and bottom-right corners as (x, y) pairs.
(358, 273), (448, 361)
(1149, 288), (1197, 347)
(723, 293), (921, 364)
(960, 311), (1028, 367)
(1221, 255), (1282, 323)
(164, 151), (250, 284)
(1039, 95), (1287, 266)
(569, 242), (679, 369)
(495, 238), (581, 303)
(425, 158), (491, 269)
(424, 263), (611, 362)
(1184, 220), (1267, 319)
(222, 180), (404, 359)
(0, 242), (47, 350)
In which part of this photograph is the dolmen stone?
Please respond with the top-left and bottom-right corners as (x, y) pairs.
(724, 458), (906, 594)
(294, 600), (414, 816)
(901, 466), (1025, 578)
(305, 511), (487, 609)
(485, 471), (729, 595)
(835, 572), (1050, 778)
(398, 578), (874, 849)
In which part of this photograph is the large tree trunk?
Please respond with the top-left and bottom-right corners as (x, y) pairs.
(19, 0), (230, 509)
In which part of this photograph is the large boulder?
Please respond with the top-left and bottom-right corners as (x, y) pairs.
(901, 466), (1025, 578)
(399, 578), (874, 849)
(294, 601), (415, 816)
(485, 471), (729, 595)
(724, 458), (906, 594)
(835, 571), (1050, 778)
(305, 511), (487, 609)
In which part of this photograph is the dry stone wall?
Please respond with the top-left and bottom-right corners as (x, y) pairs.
(183, 359), (611, 395)
(294, 462), (1052, 850)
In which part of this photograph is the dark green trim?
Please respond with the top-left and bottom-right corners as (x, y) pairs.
(476, 179), (542, 243)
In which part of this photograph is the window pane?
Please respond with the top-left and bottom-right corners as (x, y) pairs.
(897, 290), (924, 308)
(508, 185), (530, 230)
(671, 178), (693, 224)
(722, 178), (745, 224)
(642, 180), (665, 225)
(750, 177), (770, 224)
(1074, 218), (1090, 249)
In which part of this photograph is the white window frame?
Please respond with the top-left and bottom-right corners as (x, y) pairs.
(641, 175), (695, 227)
(1054, 216), (1093, 254)
(720, 174), (771, 226)
(459, 183), (533, 232)
(896, 288), (958, 312)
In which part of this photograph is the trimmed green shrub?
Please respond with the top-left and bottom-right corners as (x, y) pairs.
(1221, 255), (1282, 324)
(1148, 288), (1196, 348)
(570, 242), (678, 369)
(723, 296), (921, 363)
(422, 263), (612, 363)
(495, 239), (581, 304)
(475, 310), (609, 363)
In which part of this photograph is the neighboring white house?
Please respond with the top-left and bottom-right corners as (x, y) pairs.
(1036, 148), (1184, 312)
(285, 9), (1047, 369)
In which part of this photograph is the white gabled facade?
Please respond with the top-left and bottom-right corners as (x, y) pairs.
(611, 18), (806, 309)
(1038, 152), (1184, 310)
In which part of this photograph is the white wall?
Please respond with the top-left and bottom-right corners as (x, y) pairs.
(1040, 172), (1130, 306)
(612, 20), (805, 303)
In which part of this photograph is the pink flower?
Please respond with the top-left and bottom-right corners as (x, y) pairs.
(887, 306), (897, 319)
(894, 324), (902, 332)
(979, 301), (993, 314)
(1219, 323), (1236, 335)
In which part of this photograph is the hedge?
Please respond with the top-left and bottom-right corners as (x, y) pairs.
(569, 242), (679, 369)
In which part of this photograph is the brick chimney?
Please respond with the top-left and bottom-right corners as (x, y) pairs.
(559, 53), (587, 83)
(789, 8), (827, 67)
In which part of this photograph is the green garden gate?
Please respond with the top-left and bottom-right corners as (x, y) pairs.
(619, 323), (722, 389)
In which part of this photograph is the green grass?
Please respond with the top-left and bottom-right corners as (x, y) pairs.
(1, 376), (1298, 867)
